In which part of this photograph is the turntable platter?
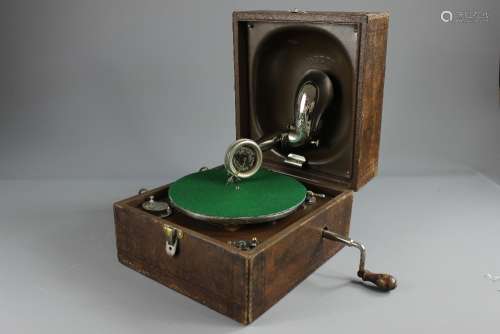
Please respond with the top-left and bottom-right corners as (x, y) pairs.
(168, 167), (307, 224)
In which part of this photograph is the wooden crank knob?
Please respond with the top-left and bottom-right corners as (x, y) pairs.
(357, 270), (397, 291)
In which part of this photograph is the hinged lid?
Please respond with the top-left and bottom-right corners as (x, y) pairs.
(232, 10), (389, 191)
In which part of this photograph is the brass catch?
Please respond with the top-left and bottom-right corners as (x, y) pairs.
(163, 225), (183, 256)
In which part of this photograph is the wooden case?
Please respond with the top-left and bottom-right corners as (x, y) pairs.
(114, 10), (389, 325)
(115, 183), (351, 324)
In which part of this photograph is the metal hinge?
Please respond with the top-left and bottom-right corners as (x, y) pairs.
(163, 224), (183, 257)
(290, 9), (307, 14)
(228, 237), (259, 251)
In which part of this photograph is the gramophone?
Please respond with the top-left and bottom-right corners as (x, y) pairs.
(114, 10), (394, 324)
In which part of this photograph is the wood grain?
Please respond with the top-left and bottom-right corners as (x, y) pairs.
(115, 183), (352, 324)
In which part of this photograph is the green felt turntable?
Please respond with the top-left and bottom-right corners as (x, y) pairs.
(168, 167), (307, 224)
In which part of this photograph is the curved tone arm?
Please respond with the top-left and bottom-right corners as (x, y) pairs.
(258, 135), (282, 152)
(224, 70), (334, 179)
(322, 229), (397, 291)
(261, 70), (334, 151)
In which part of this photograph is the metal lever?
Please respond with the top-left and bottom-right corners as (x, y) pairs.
(305, 190), (326, 205)
(322, 229), (397, 291)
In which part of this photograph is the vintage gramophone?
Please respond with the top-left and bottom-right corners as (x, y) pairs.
(114, 10), (394, 324)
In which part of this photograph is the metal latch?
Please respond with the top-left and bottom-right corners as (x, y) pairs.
(163, 225), (183, 257)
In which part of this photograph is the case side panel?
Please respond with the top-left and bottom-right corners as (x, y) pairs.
(247, 192), (353, 322)
(233, 13), (251, 139)
(353, 14), (389, 189)
(114, 204), (250, 324)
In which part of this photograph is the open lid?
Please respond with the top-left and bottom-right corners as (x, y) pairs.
(232, 11), (389, 191)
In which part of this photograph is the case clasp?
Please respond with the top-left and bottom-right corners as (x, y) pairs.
(163, 225), (183, 257)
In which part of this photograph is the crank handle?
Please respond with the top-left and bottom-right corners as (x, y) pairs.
(322, 229), (397, 291)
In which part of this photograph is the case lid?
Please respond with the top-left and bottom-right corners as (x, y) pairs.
(232, 10), (389, 191)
